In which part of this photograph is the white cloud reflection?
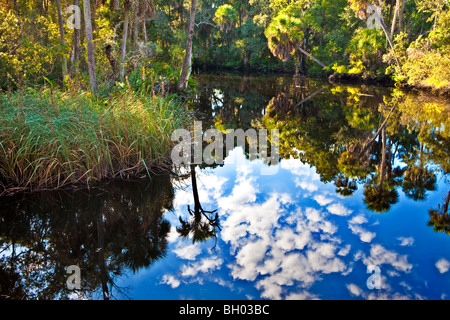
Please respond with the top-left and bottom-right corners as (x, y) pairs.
(158, 150), (442, 300)
(348, 214), (376, 243)
(436, 258), (450, 274)
(173, 242), (202, 260)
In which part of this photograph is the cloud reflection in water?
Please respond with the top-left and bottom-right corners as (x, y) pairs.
(155, 148), (449, 300)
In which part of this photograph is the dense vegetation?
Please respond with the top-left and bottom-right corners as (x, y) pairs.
(1, 0), (449, 90)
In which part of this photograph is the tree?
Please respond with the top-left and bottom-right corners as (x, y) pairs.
(214, 4), (238, 32)
(120, 0), (131, 79)
(402, 164), (436, 200)
(213, 4), (238, 48)
(55, 0), (67, 80)
(0, 177), (173, 299)
(363, 183), (399, 212)
(264, 2), (326, 75)
(428, 189), (450, 235)
(135, 0), (156, 44)
(390, 0), (400, 38)
(335, 174), (358, 196)
(397, 0), (407, 32)
(402, 140), (436, 201)
(177, 0), (197, 91)
(83, 0), (97, 91)
(347, 0), (404, 73)
(96, 205), (110, 300)
(363, 126), (400, 213)
(69, 0), (80, 77)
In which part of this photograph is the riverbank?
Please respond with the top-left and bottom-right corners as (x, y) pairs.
(398, 83), (450, 97)
(328, 73), (450, 97)
(328, 72), (393, 87)
(0, 87), (190, 196)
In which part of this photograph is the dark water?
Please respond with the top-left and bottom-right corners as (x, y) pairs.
(1, 73), (449, 300)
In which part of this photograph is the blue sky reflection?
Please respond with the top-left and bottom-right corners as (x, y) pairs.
(121, 147), (450, 300)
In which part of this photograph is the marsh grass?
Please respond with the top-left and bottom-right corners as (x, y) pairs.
(0, 86), (189, 195)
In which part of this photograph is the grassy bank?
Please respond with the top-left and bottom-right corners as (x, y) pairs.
(0, 87), (189, 195)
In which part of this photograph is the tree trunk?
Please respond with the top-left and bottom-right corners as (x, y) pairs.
(120, 0), (131, 79)
(390, 0), (400, 39)
(296, 45), (326, 68)
(190, 164), (201, 213)
(96, 207), (110, 300)
(56, 0), (67, 80)
(292, 88), (325, 108)
(398, 0), (406, 31)
(110, 0), (119, 10)
(105, 44), (118, 81)
(142, 19), (147, 42)
(378, 17), (403, 73)
(177, 0), (197, 91)
(70, 0), (80, 77)
(358, 102), (398, 157)
(133, 7), (139, 50)
(301, 38), (307, 75)
(378, 126), (387, 191)
(83, 0), (97, 91)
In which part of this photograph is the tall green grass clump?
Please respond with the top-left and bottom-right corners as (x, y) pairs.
(0, 87), (189, 195)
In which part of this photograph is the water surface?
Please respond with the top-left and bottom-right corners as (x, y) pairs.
(1, 73), (449, 300)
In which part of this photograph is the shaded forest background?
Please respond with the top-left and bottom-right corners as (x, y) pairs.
(0, 0), (448, 93)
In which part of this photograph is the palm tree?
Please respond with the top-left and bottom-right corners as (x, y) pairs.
(402, 165), (437, 201)
(428, 189), (450, 235)
(264, 8), (325, 76)
(363, 183), (399, 212)
(334, 174), (358, 197)
(348, 0), (403, 72)
(176, 164), (220, 246)
(363, 126), (399, 212)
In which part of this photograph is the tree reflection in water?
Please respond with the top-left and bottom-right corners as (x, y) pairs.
(176, 164), (221, 247)
(428, 189), (450, 235)
(193, 73), (449, 220)
(0, 174), (175, 299)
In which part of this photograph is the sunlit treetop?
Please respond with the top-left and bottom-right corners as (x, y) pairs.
(214, 4), (239, 32)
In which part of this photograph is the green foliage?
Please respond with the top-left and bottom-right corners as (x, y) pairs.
(386, 18), (450, 91)
(214, 4), (239, 31)
(0, 0), (449, 85)
(405, 6), (450, 90)
(264, 11), (303, 61)
(346, 28), (386, 76)
(0, 8), (63, 88)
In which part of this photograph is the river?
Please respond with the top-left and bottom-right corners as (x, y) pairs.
(0, 73), (449, 300)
